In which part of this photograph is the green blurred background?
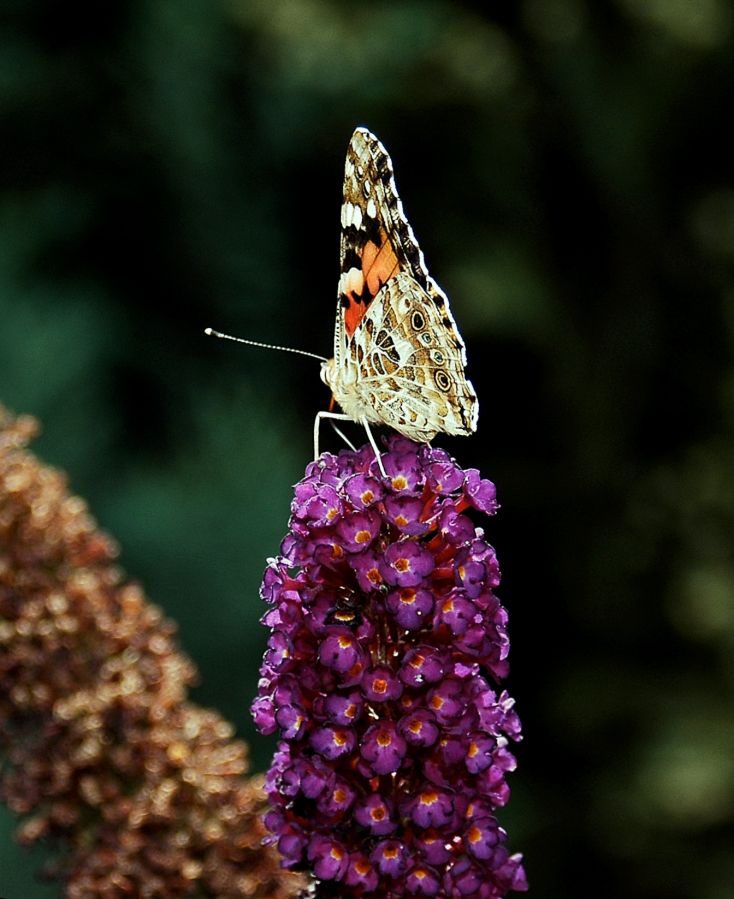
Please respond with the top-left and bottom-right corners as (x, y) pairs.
(2, 1), (734, 896)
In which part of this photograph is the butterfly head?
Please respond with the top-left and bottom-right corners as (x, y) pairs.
(320, 358), (337, 391)
(320, 356), (362, 422)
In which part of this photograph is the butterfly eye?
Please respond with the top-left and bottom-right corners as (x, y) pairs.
(411, 311), (426, 331)
(434, 370), (452, 392)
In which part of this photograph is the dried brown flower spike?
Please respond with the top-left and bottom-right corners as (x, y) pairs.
(0, 406), (301, 898)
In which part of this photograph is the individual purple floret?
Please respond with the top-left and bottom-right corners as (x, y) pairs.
(252, 436), (527, 898)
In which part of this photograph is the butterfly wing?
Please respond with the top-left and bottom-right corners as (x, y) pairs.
(354, 270), (478, 441)
(332, 127), (478, 440)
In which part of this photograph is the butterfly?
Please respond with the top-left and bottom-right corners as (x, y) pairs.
(206, 128), (477, 474)
(316, 128), (478, 469)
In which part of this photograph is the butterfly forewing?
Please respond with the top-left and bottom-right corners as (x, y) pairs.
(327, 127), (478, 443)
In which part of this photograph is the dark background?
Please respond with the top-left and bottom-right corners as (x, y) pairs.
(1, 1), (733, 896)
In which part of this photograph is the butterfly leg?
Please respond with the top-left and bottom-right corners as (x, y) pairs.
(314, 411), (355, 461)
(313, 411), (387, 478)
(361, 418), (387, 478)
(330, 421), (357, 451)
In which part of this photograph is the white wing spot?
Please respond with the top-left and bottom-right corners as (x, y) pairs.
(366, 197), (377, 218)
(343, 267), (363, 295)
(352, 202), (363, 230)
(363, 180), (371, 196)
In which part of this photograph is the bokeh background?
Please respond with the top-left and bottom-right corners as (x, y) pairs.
(2, 1), (734, 896)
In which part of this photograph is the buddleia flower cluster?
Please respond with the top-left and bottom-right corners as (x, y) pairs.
(252, 435), (527, 898)
(0, 406), (302, 899)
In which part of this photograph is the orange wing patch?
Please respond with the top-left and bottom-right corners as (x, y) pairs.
(343, 268), (367, 336)
(343, 235), (400, 338)
(363, 236), (399, 297)
(344, 295), (365, 337)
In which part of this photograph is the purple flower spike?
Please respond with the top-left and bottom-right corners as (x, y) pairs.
(252, 435), (526, 896)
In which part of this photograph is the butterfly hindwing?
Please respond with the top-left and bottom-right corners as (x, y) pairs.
(355, 271), (478, 438)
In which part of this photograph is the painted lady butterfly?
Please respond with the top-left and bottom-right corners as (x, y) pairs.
(316, 128), (478, 466)
(207, 128), (478, 474)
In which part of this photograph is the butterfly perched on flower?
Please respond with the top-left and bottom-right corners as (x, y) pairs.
(317, 128), (478, 460)
(207, 128), (477, 471)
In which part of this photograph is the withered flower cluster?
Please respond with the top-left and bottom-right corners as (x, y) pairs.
(0, 406), (301, 898)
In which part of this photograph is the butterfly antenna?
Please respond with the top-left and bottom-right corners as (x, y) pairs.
(205, 328), (328, 363)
